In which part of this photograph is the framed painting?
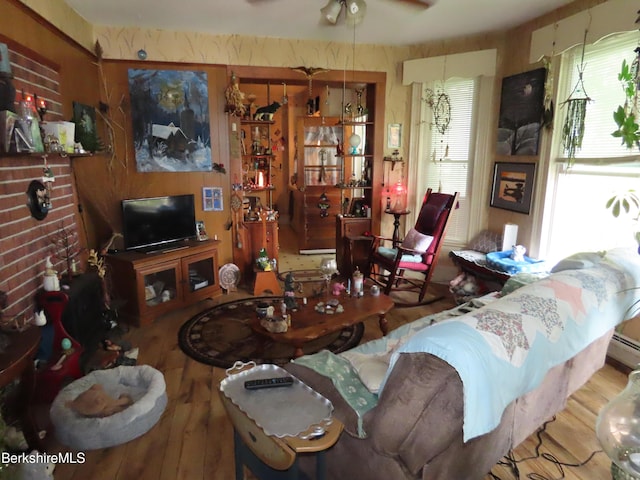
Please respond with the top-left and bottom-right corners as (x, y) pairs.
(203, 186), (223, 212)
(387, 123), (402, 149)
(496, 68), (546, 156)
(128, 69), (211, 172)
(195, 220), (208, 241)
(490, 162), (536, 214)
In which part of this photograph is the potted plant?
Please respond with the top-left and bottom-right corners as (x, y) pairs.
(611, 53), (640, 149)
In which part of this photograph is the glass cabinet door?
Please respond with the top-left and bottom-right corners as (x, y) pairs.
(182, 249), (220, 302)
(298, 117), (343, 187)
(140, 262), (180, 309)
(186, 256), (215, 293)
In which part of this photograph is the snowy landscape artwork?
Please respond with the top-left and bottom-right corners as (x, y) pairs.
(128, 69), (211, 172)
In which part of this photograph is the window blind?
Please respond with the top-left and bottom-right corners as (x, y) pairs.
(420, 78), (476, 243)
(561, 32), (638, 159)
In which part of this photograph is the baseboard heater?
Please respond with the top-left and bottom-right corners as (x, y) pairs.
(608, 332), (640, 369)
(298, 249), (336, 255)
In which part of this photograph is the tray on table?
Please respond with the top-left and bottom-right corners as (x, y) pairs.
(220, 362), (334, 438)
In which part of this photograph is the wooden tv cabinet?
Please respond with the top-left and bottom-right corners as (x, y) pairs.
(106, 239), (222, 326)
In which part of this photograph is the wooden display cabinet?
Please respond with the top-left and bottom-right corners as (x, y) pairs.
(106, 239), (221, 326)
(240, 120), (276, 208)
(234, 219), (279, 285)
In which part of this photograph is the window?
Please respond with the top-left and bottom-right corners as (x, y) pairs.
(541, 31), (640, 265)
(414, 78), (477, 245)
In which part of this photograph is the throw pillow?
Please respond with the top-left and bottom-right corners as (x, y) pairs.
(402, 228), (434, 253)
(550, 251), (605, 273)
(468, 230), (503, 253)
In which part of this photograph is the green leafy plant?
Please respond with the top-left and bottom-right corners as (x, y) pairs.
(612, 57), (640, 149)
(606, 189), (640, 247)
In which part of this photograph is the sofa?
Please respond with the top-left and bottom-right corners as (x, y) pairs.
(285, 248), (640, 480)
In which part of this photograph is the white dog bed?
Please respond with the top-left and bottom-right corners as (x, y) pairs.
(50, 365), (167, 450)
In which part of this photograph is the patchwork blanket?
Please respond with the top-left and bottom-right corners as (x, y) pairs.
(383, 247), (640, 441)
(294, 248), (640, 442)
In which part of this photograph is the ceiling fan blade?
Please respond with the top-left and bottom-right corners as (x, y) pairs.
(390, 0), (432, 8)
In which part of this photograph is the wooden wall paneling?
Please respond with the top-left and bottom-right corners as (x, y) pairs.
(70, 61), (235, 268)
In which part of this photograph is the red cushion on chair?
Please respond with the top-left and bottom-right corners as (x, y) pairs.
(397, 260), (430, 271)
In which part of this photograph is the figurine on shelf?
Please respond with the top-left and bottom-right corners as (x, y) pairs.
(332, 282), (346, 296)
(256, 247), (271, 270)
(284, 273), (298, 311)
(254, 101), (281, 121)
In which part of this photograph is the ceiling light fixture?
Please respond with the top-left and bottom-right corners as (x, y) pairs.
(321, 0), (367, 26)
(321, 0), (343, 24)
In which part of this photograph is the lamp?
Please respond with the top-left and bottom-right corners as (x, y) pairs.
(596, 369), (640, 479)
(390, 180), (408, 212)
(321, 0), (343, 24)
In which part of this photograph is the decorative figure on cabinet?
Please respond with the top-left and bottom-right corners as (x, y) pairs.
(224, 72), (246, 118)
(256, 247), (271, 271)
(318, 192), (331, 218)
(284, 273), (298, 311)
(253, 102), (281, 121)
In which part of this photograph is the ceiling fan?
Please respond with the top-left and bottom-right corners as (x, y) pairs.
(322, 0), (431, 26)
(248, 0), (432, 27)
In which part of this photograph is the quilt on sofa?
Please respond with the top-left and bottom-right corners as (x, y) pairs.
(295, 248), (640, 442)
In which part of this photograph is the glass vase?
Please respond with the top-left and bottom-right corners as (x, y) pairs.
(596, 370), (640, 479)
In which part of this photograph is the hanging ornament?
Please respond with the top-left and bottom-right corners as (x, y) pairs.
(291, 66), (329, 116)
(561, 29), (591, 163)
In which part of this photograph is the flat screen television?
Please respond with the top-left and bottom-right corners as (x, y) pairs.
(121, 194), (197, 251)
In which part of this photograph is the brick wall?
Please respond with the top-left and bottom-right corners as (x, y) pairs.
(0, 155), (80, 322)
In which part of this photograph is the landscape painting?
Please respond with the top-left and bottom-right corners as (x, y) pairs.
(128, 69), (211, 172)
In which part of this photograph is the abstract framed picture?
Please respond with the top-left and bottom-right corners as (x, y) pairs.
(490, 162), (536, 214)
(128, 69), (211, 172)
(496, 67), (546, 156)
(203, 187), (223, 212)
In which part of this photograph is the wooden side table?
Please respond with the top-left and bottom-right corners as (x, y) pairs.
(253, 268), (283, 296)
(384, 209), (410, 247)
(220, 391), (343, 480)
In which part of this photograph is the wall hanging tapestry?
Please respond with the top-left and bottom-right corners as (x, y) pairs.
(128, 69), (211, 172)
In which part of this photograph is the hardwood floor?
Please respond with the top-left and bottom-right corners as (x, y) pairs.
(43, 228), (631, 480)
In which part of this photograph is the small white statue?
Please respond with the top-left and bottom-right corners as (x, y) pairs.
(511, 245), (526, 262)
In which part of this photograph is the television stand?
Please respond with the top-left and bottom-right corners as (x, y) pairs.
(106, 239), (221, 326)
(160, 245), (189, 254)
(143, 244), (190, 254)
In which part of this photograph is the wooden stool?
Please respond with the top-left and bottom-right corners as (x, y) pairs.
(253, 269), (283, 296)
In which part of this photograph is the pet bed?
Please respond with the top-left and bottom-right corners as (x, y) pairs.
(50, 365), (167, 450)
(485, 250), (548, 274)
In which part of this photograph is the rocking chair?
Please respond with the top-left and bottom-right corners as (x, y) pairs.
(366, 189), (459, 305)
